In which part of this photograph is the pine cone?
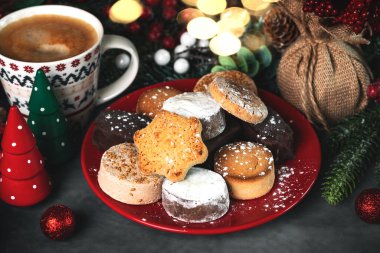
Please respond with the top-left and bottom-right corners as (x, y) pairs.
(263, 6), (300, 53)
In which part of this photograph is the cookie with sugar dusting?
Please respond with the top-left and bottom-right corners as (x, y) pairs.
(209, 76), (268, 124)
(193, 70), (258, 94)
(136, 86), (183, 118)
(133, 110), (208, 182)
(214, 141), (275, 200)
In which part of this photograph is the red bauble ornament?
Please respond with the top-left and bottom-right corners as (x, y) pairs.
(162, 36), (176, 49)
(162, 0), (177, 7)
(145, 0), (160, 6)
(355, 188), (380, 224)
(367, 84), (379, 99)
(40, 205), (76, 240)
(162, 7), (177, 20)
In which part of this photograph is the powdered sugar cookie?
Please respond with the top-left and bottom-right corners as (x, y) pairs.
(136, 86), (182, 118)
(214, 141), (275, 200)
(209, 76), (267, 124)
(193, 70), (258, 94)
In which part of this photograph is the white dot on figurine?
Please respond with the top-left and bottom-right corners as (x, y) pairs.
(33, 184), (37, 189)
(42, 132), (46, 136)
(27, 160), (31, 164)
(40, 160), (43, 164)
(61, 142), (65, 147)
(31, 120), (35, 125)
(56, 118), (60, 123)
(173, 58), (190, 74)
(7, 168), (11, 173)
(11, 196), (15, 200)
(174, 44), (189, 58)
(34, 87), (38, 91)
(11, 142), (16, 147)
(154, 49), (171, 66)
(40, 107), (45, 112)
(0, 178), (2, 183)
(17, 125), (22, 130)
(115, 53), (131, 70)
(47, 86), (51, 90)
(180, 32), (196, 47)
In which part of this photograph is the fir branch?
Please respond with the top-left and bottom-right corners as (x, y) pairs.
(328, 105), (380, 151)
(322, 125), (380, 205)
(374, 151), (380, 188)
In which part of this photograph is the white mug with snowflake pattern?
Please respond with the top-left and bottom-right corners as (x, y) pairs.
(0, 5), (139, 126)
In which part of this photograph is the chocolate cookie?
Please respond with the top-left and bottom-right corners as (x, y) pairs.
(92, 110), (151, 151)
(242, 107), (295, 163)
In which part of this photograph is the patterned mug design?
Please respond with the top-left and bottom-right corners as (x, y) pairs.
(0, 5), (139, 126)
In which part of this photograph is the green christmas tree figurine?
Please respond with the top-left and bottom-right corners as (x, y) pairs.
(27, 69), (74, 165)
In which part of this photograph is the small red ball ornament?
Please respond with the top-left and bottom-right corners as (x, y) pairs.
(355, 188), (380, 224)
(40, 205), (76, 240)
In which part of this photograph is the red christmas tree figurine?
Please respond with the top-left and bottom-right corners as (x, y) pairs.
(0, 106), (52, 206)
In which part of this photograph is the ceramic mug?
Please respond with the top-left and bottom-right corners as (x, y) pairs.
(0, 5), (139, 126)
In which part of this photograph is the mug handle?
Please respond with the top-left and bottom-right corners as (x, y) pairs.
(95, 35), (139, 106)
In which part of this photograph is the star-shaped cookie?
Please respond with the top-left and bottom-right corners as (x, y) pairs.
(133, 110), (208, 182)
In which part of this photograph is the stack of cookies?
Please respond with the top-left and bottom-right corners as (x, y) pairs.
(94, 71), (295, 223)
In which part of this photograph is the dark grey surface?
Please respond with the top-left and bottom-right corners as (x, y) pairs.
(1, 137), (380, 253)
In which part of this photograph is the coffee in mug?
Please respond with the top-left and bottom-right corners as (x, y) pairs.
(0, 5), (139, 126)
(0, 14), (98, 62)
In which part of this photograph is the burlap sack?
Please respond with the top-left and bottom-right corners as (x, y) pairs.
(277, 0), (372, 129)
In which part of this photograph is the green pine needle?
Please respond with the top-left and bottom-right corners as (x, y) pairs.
(329, 106), (380, 151)
(374, 152), (380, 188)
(322, 125), (380, 205)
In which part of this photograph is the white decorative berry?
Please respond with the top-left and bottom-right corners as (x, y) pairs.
(154, 49), (171, 66)
(174, 44), (189, 58)
(115, 53), (131, 70)
(173, 58), (190, 74)
(198, 39), (209, 48)
(180, 32), (196, 47)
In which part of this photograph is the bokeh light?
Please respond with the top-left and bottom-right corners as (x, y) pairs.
(209, 32), (241, 56)
(197, 0), (227, 16)
(187, 17), (219, 40)
(109, 0), (143, 24)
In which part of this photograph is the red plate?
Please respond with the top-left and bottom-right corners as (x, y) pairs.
(81, 79), (321, 234)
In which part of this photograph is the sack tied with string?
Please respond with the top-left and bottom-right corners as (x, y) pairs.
(276, 0), (373, 129)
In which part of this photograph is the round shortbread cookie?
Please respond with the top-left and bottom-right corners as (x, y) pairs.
(98, 143), (163, 205)
(136, 86), (183, 118)
(214, 142), (275, 200)
(193, 70), (258, 94)
(209, 76), (268, 124)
